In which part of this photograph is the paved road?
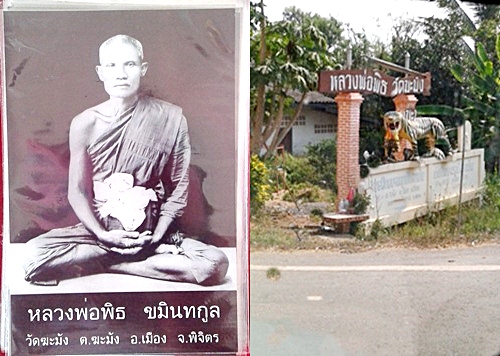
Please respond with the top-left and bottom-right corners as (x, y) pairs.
(250, 244), (500, 356)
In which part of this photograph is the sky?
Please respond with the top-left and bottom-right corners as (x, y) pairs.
(264, 0), (477, 43)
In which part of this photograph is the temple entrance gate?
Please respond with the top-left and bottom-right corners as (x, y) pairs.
(318, 58), (484, 229)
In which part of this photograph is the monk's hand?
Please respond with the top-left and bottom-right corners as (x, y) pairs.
(133, 230), (160, 247)
(97, 229), (143, 255)
(134, 230), (183, 255)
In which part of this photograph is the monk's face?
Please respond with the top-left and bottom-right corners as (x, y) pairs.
(96, 42), (148, 100)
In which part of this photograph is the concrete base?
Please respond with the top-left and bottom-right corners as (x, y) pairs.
(359, 149), (485, 228)
(322, 213), (369, 234)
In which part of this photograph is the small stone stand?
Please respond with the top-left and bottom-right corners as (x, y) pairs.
(322, 213), (369, 234)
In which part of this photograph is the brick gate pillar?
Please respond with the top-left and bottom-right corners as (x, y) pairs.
(393, 93), (418, 113)
(334, 92), (363, 210)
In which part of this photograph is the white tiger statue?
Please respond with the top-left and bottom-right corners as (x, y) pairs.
(383, 111), (452, 161)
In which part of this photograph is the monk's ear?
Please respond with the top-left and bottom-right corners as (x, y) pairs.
(141, 62), (149, 77)
(95, 65), (105, 82)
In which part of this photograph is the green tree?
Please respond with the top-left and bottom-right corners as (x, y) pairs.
(418, 34), (500, 172)
(387, 14), (470, 116)
(409, 2), (500, 171)
(454, 35), (500, 172)
(430, 1), (500, 71)
(304, 139), (337, 191)
(250, 1), (340, 158)
(250, 154), (271, 212)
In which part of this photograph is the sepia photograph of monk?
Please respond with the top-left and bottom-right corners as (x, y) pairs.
(4, 9), (240, 292)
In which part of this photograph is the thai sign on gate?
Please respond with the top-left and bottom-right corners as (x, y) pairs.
(318, 69), (431, 97)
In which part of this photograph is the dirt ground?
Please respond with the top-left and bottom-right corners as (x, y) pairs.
(255, 194), (500, 252)
(263, 197), (333, 227)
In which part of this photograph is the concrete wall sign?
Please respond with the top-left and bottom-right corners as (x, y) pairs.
(360, 149), (485, 227)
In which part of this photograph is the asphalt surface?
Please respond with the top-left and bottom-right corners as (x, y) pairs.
(250, 243), (500, 356)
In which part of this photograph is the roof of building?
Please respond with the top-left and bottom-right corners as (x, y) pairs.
(287, 89), (336, 104)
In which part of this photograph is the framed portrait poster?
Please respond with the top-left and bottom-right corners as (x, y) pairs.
(0, 1), (250, 355)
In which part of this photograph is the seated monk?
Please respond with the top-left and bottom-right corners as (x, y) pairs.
(22, 34), (229, 286)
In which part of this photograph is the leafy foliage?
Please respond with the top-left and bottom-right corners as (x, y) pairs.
(389, 15), (469, 111)
(483, 172), (500, 210)
(271, 139), (337, 192)
(418, 33), (500, 172)
(250, 154), (272, 212)
(304, 138), (337, 191)
(352, 191), (371, 215)
(250, 3), (340, 157)
(279, 153), (316, 186)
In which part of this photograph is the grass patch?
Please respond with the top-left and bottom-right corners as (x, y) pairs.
(250, 212), (369, 252)
(251, 173), (500, 251)
(266, 267), (281, 280)
(376, 200), (500, 248)
(252, 191), (500, 252)
(250, 213), (302, 250)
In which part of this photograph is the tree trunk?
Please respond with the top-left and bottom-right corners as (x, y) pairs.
(263, 92), (307, 159)
(250, 0), (267, 156)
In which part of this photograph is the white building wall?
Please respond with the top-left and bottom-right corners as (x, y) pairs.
(291, 107), (335, 155)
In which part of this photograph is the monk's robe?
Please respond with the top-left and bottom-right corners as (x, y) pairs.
(23, 95), (224, 284)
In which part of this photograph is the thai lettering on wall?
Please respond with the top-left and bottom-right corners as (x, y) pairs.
(318, 69), (431, 97)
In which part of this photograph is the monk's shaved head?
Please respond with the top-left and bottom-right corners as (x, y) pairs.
(99, 34), (144, 64)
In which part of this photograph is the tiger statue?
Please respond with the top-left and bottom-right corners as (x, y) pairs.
(383, 111), (452, 161)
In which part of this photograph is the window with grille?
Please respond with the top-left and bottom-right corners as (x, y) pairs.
(281, 115), (306, 127)
(314, 124), (334, 134)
